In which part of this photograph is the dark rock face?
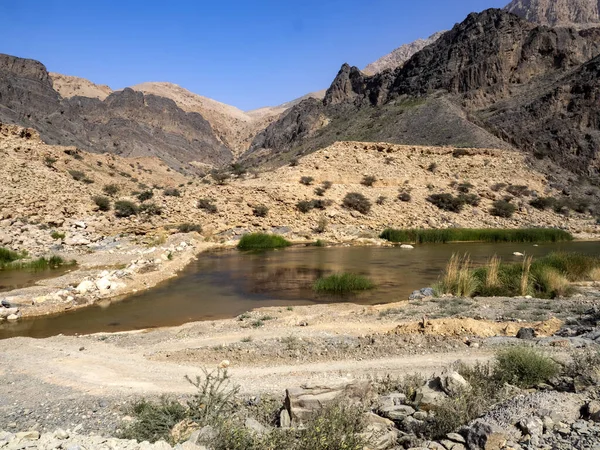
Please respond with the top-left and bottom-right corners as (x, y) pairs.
(247, 9), (600, 177)
(506, 0), (600, 29)
(0, 54), (232, 172)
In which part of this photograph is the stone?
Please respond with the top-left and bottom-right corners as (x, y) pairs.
(0, 308), (18, 319)
(279, 409), (291, 428)
(413, 411), (428, 420)
(541, 415), (554, 432)
(364, 412), (394, 430)
(244, 417), (268, 435)
(171, 419), (200, 443)
(518, 416), (543, 437)
(447, 433), (466, 444)
(379, 404), (415, 420)
(516, 328), (536, 340)
(466, 420), (507, 450)
(76, 280), (96, 294)
(73, 221), (87, 229)
(15, 431), (40, 440)
(95, 277), (112, 291)
(587, 400), (600, 422)
(65, 234), (90, 246)
(401, 244), (414, 249)
(378, 392), (407, 408)
(440, 371), (470, 396)
(6, 314), (18, 321)
(414, 379), (448, 411)
(53, 429), (69, 440)
(285, 378), (373, 424)
(367, 429), (400, 450)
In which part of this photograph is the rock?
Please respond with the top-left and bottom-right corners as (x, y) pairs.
(73, 221), (87, 229)
(0, 307), (18, 319)
(54, 429), (69, 440)
(518, 416), (543, 437)
(0, 299), (10, 308)
(402, 415), (425, 433)
(171, 419), (200, 443)
(440, 371), (470, 396)
(15, 431), (40, 440)
(516, 328), (536, 340)
(95, 277), (112, 291)
(285, 379), (373, 424)
(401, 244), (414, 249)
(466, 420), (507, 450)
(76, 280), (96, 294)
(280, 409), (291, 428)
(65, 234), (90, 246)
(587, 400), (600, 422)
(513, 252), (524, 256)
(409, 287), (435, 300)
(414, 379), (448, 411)
(153, 441), (173, 450)
(0, 232), (12, 246)
(364, 412), (395, 430)
(6, 314), (18, 321)
(541, 415), (555, 432)
(413, 411), (428, 420)
(244, 417), (268, 435)
(446, 433), (466, 444)
(366, 429), (400, 450)
(378, 393), (407, 408)
(379, 404), (415, 420)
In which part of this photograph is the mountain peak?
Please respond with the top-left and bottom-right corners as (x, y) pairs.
(505, 0), (600, 28)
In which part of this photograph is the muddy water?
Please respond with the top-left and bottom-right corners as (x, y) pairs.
(0, 266), (73, 293)
(2, 241), (600, 339)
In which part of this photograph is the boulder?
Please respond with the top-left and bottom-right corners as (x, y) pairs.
(516, 328), (536, 340)
(95, 277), (112, 291)
(279, 409), (291, 428)
(586, 400), (600, 422)
(15, 431), (40, 440)
(414, 379), (448, 411)
(0, 307), (19, 319)
(466, 421), (507, 450)
(379, 404), (415, 420)
(65, 234), (90, 246)
(439, 371), (470, 396)
(6, 314), (19, 321)
(76, 280), (96, 294)
(284, 378), (373, 424)
(518, 416), (543, 437)
(244, 417), (268, 435)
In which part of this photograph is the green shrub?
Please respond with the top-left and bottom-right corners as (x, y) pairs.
(452, 148), (469, 158)
(321, 181), (333, 190)
(178, 223), (202, 233)
(211, 171), (231, 185)
(428, 162), (437, 172)
(457, 182), (474, 193)
(230, 163), (247, 176)
(299, 403), (367, 450)
(300, 176), (315, 186)
(93, 196), (111, 212)
(44, 156), (57, 167)
(314, 273), (375, 294)
(119, 397), (187, 444)
(297, 200), (314, 213)
(114, 200), (138, 218)
(68, 170), (86, 181)
(198, 198), (218, 213)
(361, 175), (377, 187)
(491, 183), (507, 192)
(458, 193), (480, 207)
(103, 184), (120, 196)
(495, 347), (559, 388)
(427, 193), (464, 212)
(315, 216), (328, 233)
(529, 197), (556, 210)
(398, 192), (411, 202)
(237, 233), (291, 250)
(50, 231), (65, 240)
(253, 205), (269, 217)
(164, 188), (181, 197)
(490, 200), (516, 218)
(186, 368), (240, 425)
(506, 185), (530, 197)
(342, 192), (371, 214)
(137, 190), (154, 202)
(0, 247), (21, 264)
(139, 203), (163, 216)
(315, 187), (326, 196)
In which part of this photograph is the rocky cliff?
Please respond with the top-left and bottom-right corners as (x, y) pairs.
(506, 0), (600, 28)
(0, 54), (232, 172)
(245, 9), (600, 177)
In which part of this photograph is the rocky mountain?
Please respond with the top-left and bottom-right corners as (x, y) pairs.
(245, 8), (600, 179)
(0, 54), (232, 172)
(363, 31), (446, 75)
(506, 0), (600, 28)
(49, 72), (113, 100)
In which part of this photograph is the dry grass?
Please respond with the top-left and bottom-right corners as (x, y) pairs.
(535, 267), (572, 297)
(520, 255), (532, 296)
(588, 267), (600, 282)
(485, 255), (500, 289)
(435, 253), (477, 297)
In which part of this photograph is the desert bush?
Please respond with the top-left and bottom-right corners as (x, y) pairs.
(398, 191), (411, 202)
(506, 185), (530, 197)
(289, 158), (299, 167)
(103, 184), (120, 196)
(139, 203), (163, 216)
(299, 403), (367, 450)
(564, 349), (600, 387)
(321, 181), (333, 190)
(495, 347), (559, 388)
(376, 196), (387, 205)
(186, 368), (240, 425)
(44, 156), (57, 167)
(50, 231), (65, 240)
(114, 200), (138, 218)
(457, 182), (474, 193)
(211, 171), (231, 185)
(300, 176), (315, 186)
(458, 193), (480, 206)
(490, 183), (507, 192)
(198, 198), (218, 213)
(427, 193), (464, 213)
(119, 397), (187, 444)
(315, 216), (328, 233)
(427, 162), (438, 172)
(529, 197), (556, 210)
(297, 200), (314, 213)
(93, 196), (111, 212)
(163, 188), (181, 197)
(361, 175), (377, 187)
(68, 170), (86, 181)
(178, 223), (202, 233)
(237, 233), (291, 250)
(313, 273), (375, 294)
(230, 163), (247, 176)
(253, 205), (269, 217)
(137, 190), (154, 202)
(490, 199), (516, 218)
(342, 192), (371, 214)
(452, 148), (469, 158)
(314, 187), (326, 196)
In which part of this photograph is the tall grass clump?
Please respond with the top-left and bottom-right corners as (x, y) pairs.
(434, 253), (477, 297)
(0, 247), (21, 264)
(237, 233), (291, 250)
(380, 228), (573, 244)
(485, 255), (500, 290)
(119, 397), (187, 444)
(313, 273), (375, 294)
(495, 347), (559, 388)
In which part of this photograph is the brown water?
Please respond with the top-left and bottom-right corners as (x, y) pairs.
(0, 266), (72, 293)
(2, 241), (599, 339)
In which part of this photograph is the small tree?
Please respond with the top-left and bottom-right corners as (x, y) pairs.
(343, 192), (371, 214)
(252, 205), (269, 217)
(211, 171), (230, 185)
(137, 190), (154, 202)
(92, 196), (111, 212)
(300, 176), (315, 186)
(114, 200), (138, 218)
(103, 184), (120, 196)
(490, 200), (516, 218)
(361, 175), (377, 187)
(198, 198), (218, 213)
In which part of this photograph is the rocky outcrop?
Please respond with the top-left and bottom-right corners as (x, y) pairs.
(363, 31), (446, 75)
(49, 72), (113, 100)
(0, 54), (232, 172)
(506, 0), (600, 28)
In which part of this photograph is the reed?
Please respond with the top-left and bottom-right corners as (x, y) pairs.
(313, 273), (375, 294)
(380, 228), (573, 244)
(237, 233), (291, 250)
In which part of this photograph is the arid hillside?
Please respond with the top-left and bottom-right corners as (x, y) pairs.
(1, 123), (597, 254)
(49, 72), (113, 100)
(506, 0), (600, 27)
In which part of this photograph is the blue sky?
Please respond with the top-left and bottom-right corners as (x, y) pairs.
(3, 0), (506, 110)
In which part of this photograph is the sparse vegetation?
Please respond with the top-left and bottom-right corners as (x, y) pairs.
(178, 223), (202, 233)
(68, 170), (86, 181)
(50, 231), (65, 240)
(360, 175), (377, 187)
(457, 182), (474, 193)
(114, 200), (138, 218)
(237, 233), (291, 250)
(163, 188), (181, 197)
(427, 162), (438, 172)
(230, 163), (247, 177)
(315, 216), (328, 233)
(313, 273), (375, 294)
(92, 196), (111, 212)
(506, 184), (530, 197)
(342, 192), (371, 214)
(398, 191), (411, 202)
(211, 171), (230, 185)
(139, 203), (163, 216)
(490, 199), (517, 218)
(137, 190), (154, 202)
(495, 347), (559, 388)
(379, 228), (572, 244)
(427, 193), (464, 213)
(44, 156), (57, 167)
(0, 248), (22, 265)
(452, 148), (469, 158)
(198, 198), (218, 213)
(300, 176), (315, 186)
(119, 397), (187, 444)
(103, 184), (120, 196)
(252, 205), (269, 217)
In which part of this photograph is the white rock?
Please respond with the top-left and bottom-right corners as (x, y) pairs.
(7, 314), (19, 321)
(95, 277), (112, 291)
(73, 221), (87, 229)
(400, 244), (414, 249)
(76, 280), (96, 294)
(513, 252), (524, 256)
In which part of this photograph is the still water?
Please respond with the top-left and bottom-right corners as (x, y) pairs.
(2, 241), (599, 339)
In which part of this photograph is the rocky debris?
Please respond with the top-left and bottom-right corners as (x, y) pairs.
(516, 328), (536, 340)
(409, 287), (435, 301)
(506, 0), (600, 29)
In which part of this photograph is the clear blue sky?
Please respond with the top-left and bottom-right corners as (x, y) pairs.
(3, 0), (506, 111)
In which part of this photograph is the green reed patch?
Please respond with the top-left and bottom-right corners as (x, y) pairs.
(313, 273), (375, 294)
(237, 233), (291, 250)
(380, 228), (573, 244)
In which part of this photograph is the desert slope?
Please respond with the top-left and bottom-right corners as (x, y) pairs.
(49, 72), (113, 100)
